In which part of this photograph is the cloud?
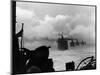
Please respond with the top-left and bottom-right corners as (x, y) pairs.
(16, 7), (35, 21)
(22, 14), (71, 39)
(34, 15), (71, 38)
(68, 12), (95, 45)
(69, 25), (95, 45)
(16, 6), (39, 36)
(16, 7), (95, 48)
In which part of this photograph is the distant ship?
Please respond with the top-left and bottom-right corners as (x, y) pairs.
(57, 32), (68, 50)
(56, 32), (86, 50)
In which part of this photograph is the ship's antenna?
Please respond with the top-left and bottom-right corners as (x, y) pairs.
(21, 23), (24, 50)
(58, 32), (64, 38)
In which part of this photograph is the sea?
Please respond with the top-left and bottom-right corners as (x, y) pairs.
(49, 45), (95, 71)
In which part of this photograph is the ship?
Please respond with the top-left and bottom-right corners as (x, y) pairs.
(57, 32), (68, 50)
(56, 32), (84, 50)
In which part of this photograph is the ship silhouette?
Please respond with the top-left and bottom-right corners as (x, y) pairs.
(56, 32), (86, 50)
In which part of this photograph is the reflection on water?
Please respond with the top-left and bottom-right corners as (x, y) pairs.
(49, 45), (95, 71)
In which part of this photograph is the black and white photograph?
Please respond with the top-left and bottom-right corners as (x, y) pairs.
(12, 0), (96, 74)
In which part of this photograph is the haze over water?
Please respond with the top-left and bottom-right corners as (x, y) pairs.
(49, 45), (95, 71)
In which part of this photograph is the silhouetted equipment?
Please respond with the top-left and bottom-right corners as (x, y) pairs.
(12, 2), (25, 72)
(12, 1), (22, 74)
(12, 3), (54, 73)
(66, 61), (75, 71)
(21, 23), (24, 49)
(76, 56), (96, 70)
(27, 66), (42, 73)
(12, 1), (26, 73)
(65, 56), (96, 71)
(57, 32), (68, 50)
(26, 46), (55, 73)
(13, 22), (24, 74)
(13, 29), (25, 74)
(13, 39), (55, 74)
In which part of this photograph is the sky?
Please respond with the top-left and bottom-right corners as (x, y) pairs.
(16, 1), (95, 50)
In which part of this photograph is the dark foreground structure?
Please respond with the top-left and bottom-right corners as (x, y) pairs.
(13, 41), (55, 74)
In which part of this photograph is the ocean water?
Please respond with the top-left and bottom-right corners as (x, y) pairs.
(49, 45), (95, 71)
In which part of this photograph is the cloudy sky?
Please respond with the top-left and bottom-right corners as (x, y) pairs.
(16, 1), (95, 49)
